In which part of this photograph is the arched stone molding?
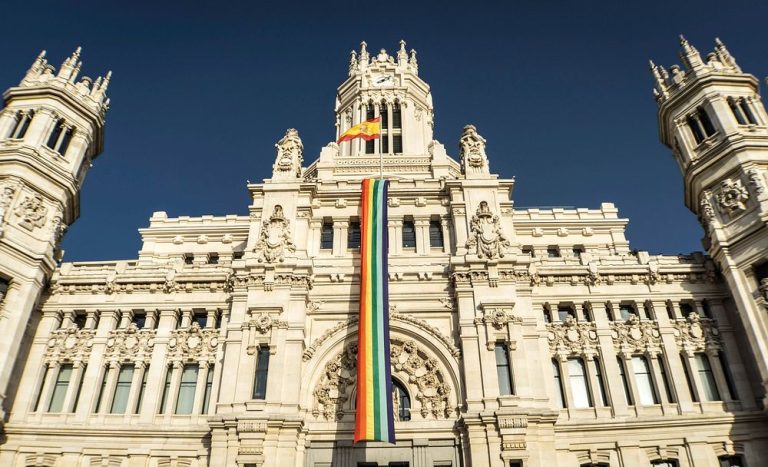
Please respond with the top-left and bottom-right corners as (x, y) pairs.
(301, 318), (461, 422)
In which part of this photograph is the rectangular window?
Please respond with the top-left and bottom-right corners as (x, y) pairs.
(184, 253), (194, 265)
(0, 277), (8, 304)
(132, 311), (146, 329)
(695, 353), (721, 401)
(557, 305), (574, 322)
(253, 346), (270, 399)
(718, 455), (746, 467)
(110, 364), (135, 414)
(207, 253), (219, 264)
(521, 245), (534, 257)
(429, 220), (444, 248)
(392, 103), (402, 129)
(542, 305), (551, 323)
(666, 302), (675, 320)
(632, 356), (658, 405)
(592, 359), (608, 406)
(546, 246), (560, 258)
(568, 358), (592, 408)
(159, 366), (172, 413)
(552, 360), (565, 408)
(73, 312), (87, 330)
(135, 365), (148, 414)
(718, 352), (738, 400)
(581, 303), (592, 322)
(679, 302), (694, 318)
(47, 364), (73, 412)
(494, 343), (513, 396)
(46, 119), (64, 149)
(619, 303), (636, 320)
(202, 365), (215, 413)
(94, 368), (108, 413)
(175, 364), (199, 414)
(659, 356), (676, 403)
(617, 357), (633, 405)
(605, 304), (615, 321)
(348, 221), (361, 249)
(572, 245), (584, 258)
(681, 354), (698, 402)
(320, 221), (334, 250)
(393, 135), (402, 154)
(193, 310), (207, 328)
(402, 220), (416, 249)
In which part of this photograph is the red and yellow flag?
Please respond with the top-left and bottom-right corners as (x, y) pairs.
(337, 117), (381, 143)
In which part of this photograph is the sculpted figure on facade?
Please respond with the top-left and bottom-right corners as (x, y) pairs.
(459, 124), (489, 176)
(254, 205), (295, 263)
(465, 201), (510, 259)
(272, 129), (303, 180)
(700, 191), (717, 232)
(716, 178), (749, 215)
(746, 168), (766, 196)
(611, 314), (662, 355)
(547, 315), (599, 360)
(14, 193), (48, 231)
(0, 183), (16, 237)
(673, 312), (722, 354)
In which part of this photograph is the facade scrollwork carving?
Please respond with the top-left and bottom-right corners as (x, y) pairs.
(14, 192), (48, 231)
(254, 205), (296, 263)
(465, 201), (510, 260)
(715, 178), (749, 215)
(45, 328), (95, 364)
(547, 316), (599, 360)
(272, 128), (304, 179)
(312, 339), (453, 421)
(247, 312), (287, 335)
(104, 324), (155, 363)
(746, 168), (766, 196)
(699, 190), (717, 232)
(610, 315), (662, 356)
(672, 312), (721, 355)
(585, 262), (601, 286)
(167, 322), (219, 364)
(477, 305), (521, 330)
(0, 182), (17, 237)
(459, 124), (489, 176)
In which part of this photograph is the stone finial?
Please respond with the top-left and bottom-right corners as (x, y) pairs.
(359, 41), (369, 64)
(272, 128), (304, 180)
(459, 124), (490, 177)
(349, 50), (358, 76)
(58, 46), (83, 81)
(714, 37), (741, 72)
(409, 49), (418, 74)
(679, 35), (704, 70)
(649, 60), (669, 99)
(397, 40), (408, 64)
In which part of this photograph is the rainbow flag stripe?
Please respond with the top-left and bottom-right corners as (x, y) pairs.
(355, 178), (395, 443)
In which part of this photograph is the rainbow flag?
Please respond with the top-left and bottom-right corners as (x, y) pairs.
(355, 178), (395, 443)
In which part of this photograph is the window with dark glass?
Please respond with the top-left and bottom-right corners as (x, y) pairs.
(253, 346), (270, 399)
(73, 312), (87, 329)
(9, 110), (34, 139)
(393, 102), (402, 129)
(718, 352), (738, 400)
(546, 246), (560, 258)
(581, 303), (592, 322)
(592, 358), (608, 406)
(429, 220), (443, 248)
(393, 379), (411, 421)
(552, 360), (565, 408)
(679, 302), (694, 318)
(380, 102), (389, 153)
(718, 455), (746, 467)
(402, 220), (416, 249)
(572, 245), (584, 258)
(232, 251), (244, 260)
(701, 299), (712, 318)
(132, 311), (146, 329)
(393, 135), (402, 154)
(542, 305), (551, 323)
(46, 118), (74, 154)
(617, 357), (633, 405)
(495, 343), (514, 396)
(728, 97), (747, 125)
(183, 253), (194, 265)
(687, 107), (717, 144)
(521, 245), (534, 257)
(618, 303), (636, 321)
(202, 365), (214, 413)
(110, 364), (134, 414)
(47, 363), (73, 412)
(320, 221), (334, 250)
(0, 277), (8, 305)
(175, 364), (199, 414)
(728, 96), (757, 125)
(642, 302), (653, 320)
(348, 221), (361, 249)
(557, 305), (575, 322)
(695, 353), (720, 401)
(193, 310), (207, 328)
(365, 104), (375, 154)
(207, 253), (219, 264)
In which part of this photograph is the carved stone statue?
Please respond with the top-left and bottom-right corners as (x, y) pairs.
(272, 129), (303, 180)
(746, 168), (766, 196)
(459, 125), (489, 176)
(465, 201), (510, 259)
(716, 178), (749, 215)
(14, 193), (48, 231)
(0, 184), (16, 237)
(254, 205), (296, 263)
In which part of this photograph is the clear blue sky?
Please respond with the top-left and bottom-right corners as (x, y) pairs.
(2, 0), (767, 261)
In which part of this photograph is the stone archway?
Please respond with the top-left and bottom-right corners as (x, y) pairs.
(311, 337), (454, 422)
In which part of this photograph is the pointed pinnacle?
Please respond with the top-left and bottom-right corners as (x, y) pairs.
(37, 50), (47, 59)
(649, 59), (656, 69)
(679, 34), (687, 44)
(715, 37), (724, 46)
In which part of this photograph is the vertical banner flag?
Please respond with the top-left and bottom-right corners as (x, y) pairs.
(355, 178), (395, 443)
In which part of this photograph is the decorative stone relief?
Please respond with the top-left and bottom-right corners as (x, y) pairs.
(254, 205), (296, 263)
(459, 124), (489, 176)
(104, 324), (155, 362)
(167, 323), (219, 362)
(610, 315), (662, 355)
(547, 316), (599, 360)
(760, 278), (768, 305)
(672, 312), (721, 354)
(0, 182), (16, 237)
(477, 304), (521, 330)
(715, 178), (749, 215)
(746, 168), (766, 195)
(248, 312), (287, 334)
(700, 191), (717, 232)
(14, 193), (48, 230)
(312, 338), (452, 421)
(45, 328), (95, 363)
(306, 300), (324, 314)
(465, 201), (510, 259)
(272, 128), (303, 179)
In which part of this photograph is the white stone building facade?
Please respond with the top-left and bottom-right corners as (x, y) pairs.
(0, 39), (766, 466)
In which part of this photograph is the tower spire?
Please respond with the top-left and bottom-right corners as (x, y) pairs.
(58, 46), (83, 81)
(397, 39), (408, 64)
(679, 35), (704, 71)
(714, 37), (741, 72)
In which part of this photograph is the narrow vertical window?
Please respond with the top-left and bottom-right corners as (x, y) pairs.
(581, 303), (592, 322)
(552, 360), (565, 408)
(695, 353), (721, 401)
(542, 305), (551, 323)
(253, 346), (270, 399)
(175, 364), (199, 414)
(617, 357), (633, 405)
(47, 364), (73, 412)
(687, 114), (705, 144)
(10, 110), (34, 139)
(207, 253), (219, 264)
(392, 135), (402, 154)
(392, 102), (402, 129)
(392, 380), (411, 421)
(728, 97), (747, 124)
(365, 104), (375, 154)
(666, 301), (675, 320)
(135, 365), (148, 414)
(718, 352), (738, 400)
(348, 221), (361, 249)
(659, 357), (676, 403)
(568, 358), (592, 408)
(632, 356), (658, 405)
(681, 354), (698, 402)
(0, 277), (9, 305)
(402, 220), (416, 249)
(58, 126), (74, 155)
(428, 220), (443, 248)
(557, 305), (574, 322)
(495, 343), (513, 396)
(698, 107), (717, 136)
(202, 365), (214, 413)
(380, 102), (389, 153)
(110, 364), (134, 414)
(320, 221), (334, 250)
(71, 364), (86, 413)
(159, 366), (172, 413)
(94, 368), (108, 413)
(592, 359), (608, 406)
(46, 119), (64, 149)
(572, 245), (584, 258)
(739, 99), (757, 124)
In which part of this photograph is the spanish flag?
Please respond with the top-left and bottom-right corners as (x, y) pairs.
(337, 117), (381, 143)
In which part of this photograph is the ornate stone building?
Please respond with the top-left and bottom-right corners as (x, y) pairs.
(0, 38), (766, 466)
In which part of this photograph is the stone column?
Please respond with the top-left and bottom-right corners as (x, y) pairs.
(0, 108), (19, 138)
(125, 361), (147, 416)
(163, 361), (183, 417)
(61, 360), (85, 413)
(414, 218), (430, 255)
(22, 107), (55, 147)
(180, 309), (192, 328)
(682, 352), (704, 406)
(36, 362), (59, 413)
(334, 220), (348, 257)
(557, 357), (575, 409)
(98, 361), (121, 414)
(440, 218), (451, 254)
(647, 352), (668, 406)
(706, 349), (732, 403)
(595, 331), (629, 416)
(192, 361), (210, 415)
(620, 354), (641, 410)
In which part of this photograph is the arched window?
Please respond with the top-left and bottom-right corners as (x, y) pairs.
(8, 110), (34, 139)
(687, 106), (717, 144)
(392, 101), (402, 154)
(392, 380), (411, 421)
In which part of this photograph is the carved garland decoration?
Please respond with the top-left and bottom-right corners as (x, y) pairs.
(312, 338), (452, 421)
(547, 316), (599, 360)
(610, 315), (662, 356)
(672, 312), (721, 355)
(167, 322), (219, 363)
(104, 324), (155, 363)
(45, 328), (95, 364)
